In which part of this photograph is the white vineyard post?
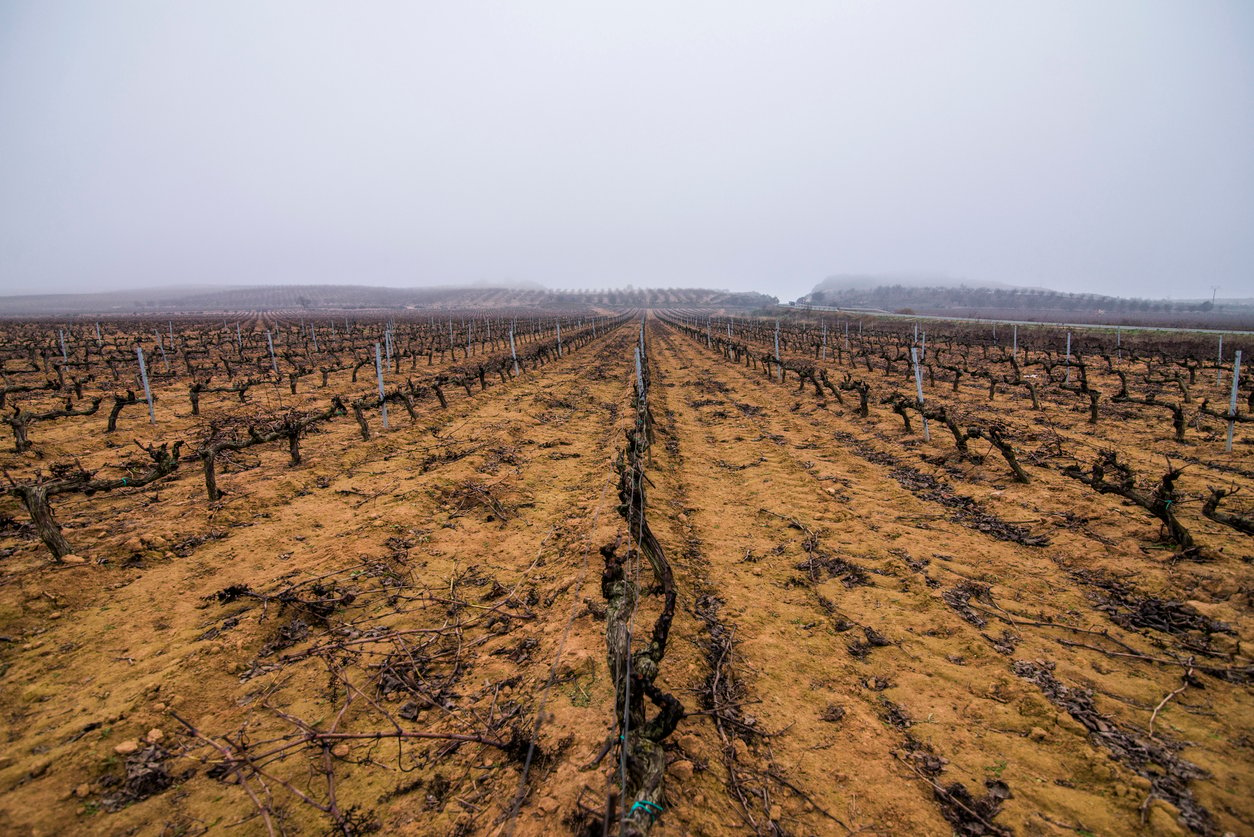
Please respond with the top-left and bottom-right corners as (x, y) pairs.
(375, 342), (389, 430)
(821, 323), (827, 361)
(556, 320), (562, 357)
(236, 323), (242, 352)
(95, 322), (102, 344)
(510, 327), (519, 375)
(58, 329), (67, 362)
(266, 331), (278, 376)
(1012, 324), (1017, 361)
(1217, 335), (1224, 386)
(1116, 326), (1121, 362)
(136, 346), (156, 424)
(1226, 350), (1242, 453)
(911, 347), (929, 442)
(1064, 332), (1072, 386)
(774, 320), (782, 381)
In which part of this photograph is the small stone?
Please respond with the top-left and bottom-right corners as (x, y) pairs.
(49, 611), (62, 619)
(114, 739), (140, 755)
(1029, 727), (1048, 742)
(61, 554), (88, 565)
(153, 702), (167, 712)
(670, 760), (694, 781)
(331, 743), (350, 758)
(145, 728), (164, 743)
(123, 537), (144, 553)
(535, 796), (559, 815)
(677, 734), (701, 753)
(74, 783), (91, 798)
(768, 804), (782, 821)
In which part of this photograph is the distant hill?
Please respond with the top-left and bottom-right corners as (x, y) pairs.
(811, 274), (1026, 292)
(797, 282), (1254, 329)
(0, 284), (778, 316)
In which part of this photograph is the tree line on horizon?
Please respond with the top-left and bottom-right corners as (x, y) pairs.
(802, 284), (1237, 315)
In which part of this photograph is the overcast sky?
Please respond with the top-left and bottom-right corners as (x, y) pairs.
(1, 1), (1251, 301)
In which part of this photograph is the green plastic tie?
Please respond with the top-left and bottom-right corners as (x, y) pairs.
(630, 800), (664, 823)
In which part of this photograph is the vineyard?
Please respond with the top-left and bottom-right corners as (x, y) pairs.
(0, 310), (1250, 836)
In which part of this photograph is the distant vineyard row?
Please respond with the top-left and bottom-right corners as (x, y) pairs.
(0, 285), (778, 316)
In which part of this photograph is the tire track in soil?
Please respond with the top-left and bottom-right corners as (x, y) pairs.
(646, 322), (950, 835)
(641, 337), (859, 836)
(650, 321), (1253, 836)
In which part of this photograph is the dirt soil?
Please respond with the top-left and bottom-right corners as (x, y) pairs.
(0, 315), (1251, 837)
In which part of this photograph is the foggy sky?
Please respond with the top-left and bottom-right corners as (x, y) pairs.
(1, 1), (1251, 302)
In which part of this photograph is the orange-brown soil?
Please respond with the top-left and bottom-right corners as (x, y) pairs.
(0, 315), (1250, 836)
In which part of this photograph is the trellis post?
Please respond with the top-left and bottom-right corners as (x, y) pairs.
(911, 347), (929, 442)
(137, 346), (156, 424)
(375, 342), (389, 430)
(1226, 350), (1242, 453)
